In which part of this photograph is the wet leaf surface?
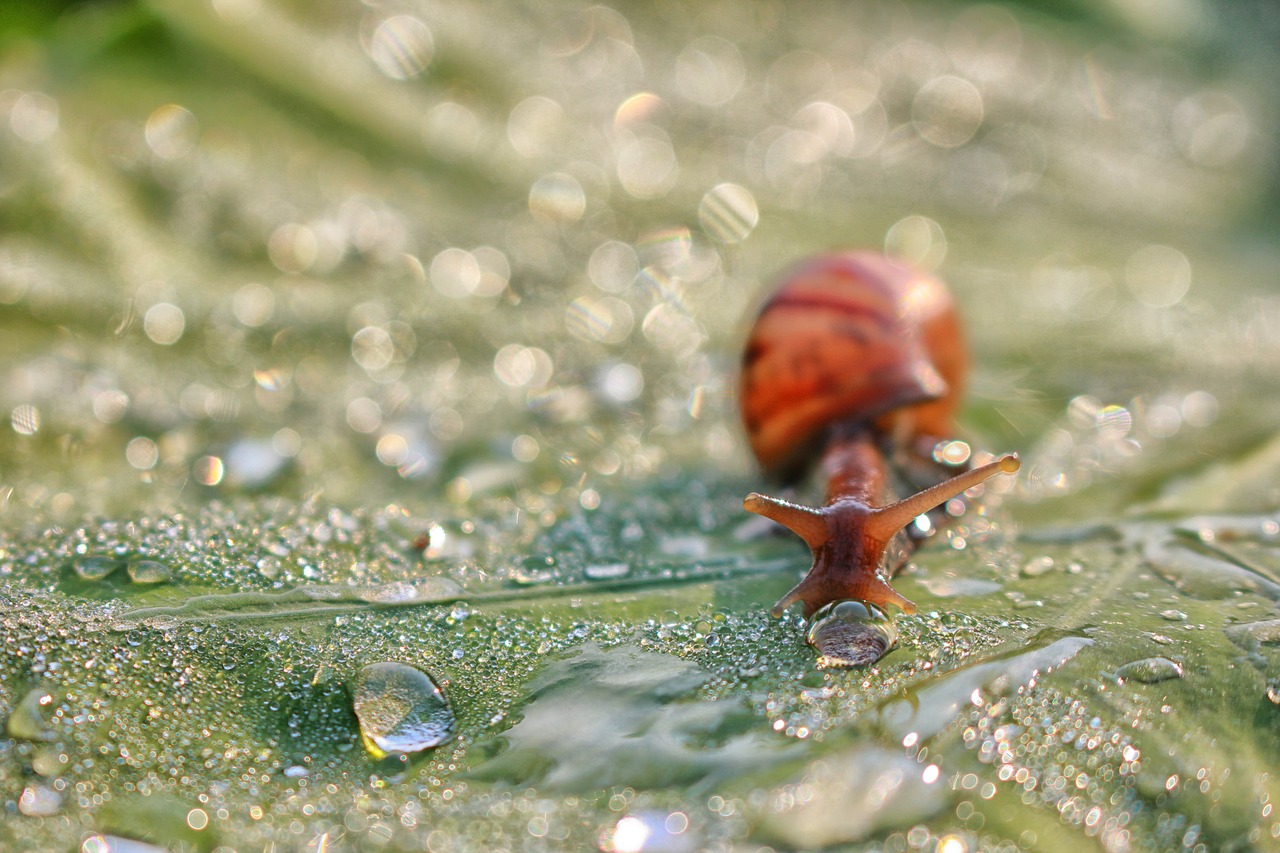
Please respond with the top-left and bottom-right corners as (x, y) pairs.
(3, 0), (1280, 850)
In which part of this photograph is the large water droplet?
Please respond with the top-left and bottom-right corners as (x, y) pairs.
(72, 556), (120, 581)
(127, 560), (172, 584)
(7, 687), (57, 742)
(1114, 656), (1184, 683)
(584, 562), (631, 581)
(805, 600), (898, 668)
(352, 662), (454, 758)
(18, 783), (62, 816)
(355, 577), (463, 605)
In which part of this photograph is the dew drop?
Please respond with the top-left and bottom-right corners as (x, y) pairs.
(805, 600), (898, 668)
(256, 556), (282, 580)
(7, 687), (57, 742)
(1021, 555), (1055, 577)
(18, 783), (62, 817)
(584, 562), (631, 581)
(127, 560), (173, 585)
(352, 662), (454, 758)
(355, 577), (464, 605)
(72, 556), (120, 581)
(1114, 656), (1184, 684)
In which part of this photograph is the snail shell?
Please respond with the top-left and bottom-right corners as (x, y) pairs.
(740, 252), (968, 478)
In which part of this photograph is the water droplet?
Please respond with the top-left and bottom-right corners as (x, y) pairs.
(1114, 656), (1184, 684)
(602, 811), (699, 853)
(806, 600), (898, 668)
(355, 577), (464, 605)
(584, 562), (631, 581)
(18, 783), (62, 816)
(31, 745), (68, 778)
(7, 687), (57, 741)
(127, 560), (172, 584)
(223, 439), (290, 489)
(352, 662), (454, 758)
(256, 556), (282, 580)
(72, 556), (120, 581)
(1021, 556), (1055, 577)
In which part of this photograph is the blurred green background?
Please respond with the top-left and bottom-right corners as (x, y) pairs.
(3, 1), (1280, 851)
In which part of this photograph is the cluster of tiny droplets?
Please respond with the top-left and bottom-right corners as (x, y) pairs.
(0, 0), (1274, 850)
(1020, 391), (1220, 502)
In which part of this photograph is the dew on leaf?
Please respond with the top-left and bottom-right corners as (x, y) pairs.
(600, 811), (700, 853)
(18, 783), (62, 817)
(351, 662), (454, 758)
(754, 747), (946, 848)
(127, 560), (172, 584)
(1021, 555), (1055, 576)
(71, 556), (120, 581)
(584, 562), (631, 581)
(354, 576), (464, 605)
(805, 600), (898, 668)
(7, 687), (58, 742)
(1114, 656), (1184, 684)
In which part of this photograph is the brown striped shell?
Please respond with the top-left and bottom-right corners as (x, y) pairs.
(740, 252), (968, 477)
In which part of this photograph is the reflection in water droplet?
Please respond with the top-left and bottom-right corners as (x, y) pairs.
(127, 560), (172, 584)
(806, 600), (898, 668)
(1114, 656), (1183, 684)
(352, 662), (454, 758)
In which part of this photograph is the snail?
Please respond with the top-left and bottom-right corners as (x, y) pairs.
(740, 251), (1019, 618)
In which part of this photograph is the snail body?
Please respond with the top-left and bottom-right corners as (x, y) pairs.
(740, 252), (1018, 618)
